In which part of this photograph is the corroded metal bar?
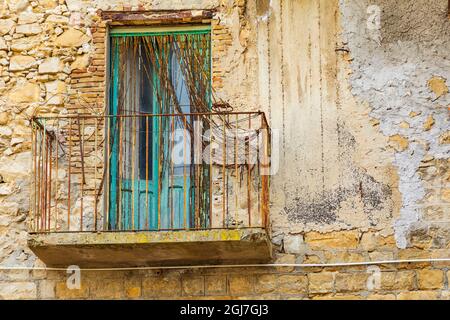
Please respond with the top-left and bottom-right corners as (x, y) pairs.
(35, 111), (262, 120)
(234, 113), (238, 227)
(256, 124), (260, 228)
(43, 123), (48, 231)
(222, 115), (226, 228)
(208, 114), (212, 229)
(105, 117), (111, 230)
(261, 116), (269, 229)
(79, 118), (84, 231)
(131, 112), (136, 230)
(118, 116), (123, 229)
(41, 124), (45, 231)
(170, 114), (175, 230)
(31, 124), (35, 232)
(247, 115), (251, 227)
(55, 120), (59, 231)
(157, 115), (162, 230)
(67, 118), (72, 231)
(261, 117), (270, 229)
(36, 129), (41, 231)
(183, 115), (187, 230)
(38, 129), (43, 231)
(94, 117), (98, 231)
(48, 135), (52, 231)
(194, 114), (200, 229)
(145, 115), (149, 230)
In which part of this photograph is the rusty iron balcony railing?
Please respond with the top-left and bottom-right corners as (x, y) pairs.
(30, 112), (271, 234)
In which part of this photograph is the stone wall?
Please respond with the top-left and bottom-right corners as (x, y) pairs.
(0, 0), (449, 299)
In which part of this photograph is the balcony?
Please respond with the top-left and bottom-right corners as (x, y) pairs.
(28, 112), (272, 267)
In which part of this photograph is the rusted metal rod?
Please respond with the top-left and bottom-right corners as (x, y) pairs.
(34, 111), (265, 120)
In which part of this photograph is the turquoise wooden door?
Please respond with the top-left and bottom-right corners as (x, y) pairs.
(108, 37), (159, 230)
(108, 27), (211, 231)
(159, 49), (198, 230)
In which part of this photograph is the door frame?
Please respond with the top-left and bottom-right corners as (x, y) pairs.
(107, 25), (212, 231)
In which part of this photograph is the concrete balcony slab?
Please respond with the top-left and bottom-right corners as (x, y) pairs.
(28, 228), (272, 268)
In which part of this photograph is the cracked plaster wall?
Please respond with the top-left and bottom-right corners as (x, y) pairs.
(339, 0), (450, 248)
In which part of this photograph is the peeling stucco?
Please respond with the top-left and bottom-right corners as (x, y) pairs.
(283, 127), (392, 225)
(339, 0), (450, 248)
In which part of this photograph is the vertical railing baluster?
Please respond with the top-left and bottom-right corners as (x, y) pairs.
(43, 121), (48, 231)
(235, 114), (238, 228)
(183, 116), (187, 230)
(32, 124), (37, 232)
(209, 114), (212, 229)
(131, 115), (136, 230)
(247, 115), (252, 228)
(157, 115), (162, 231)
(105, 117), (111, 230)
(261, 114), (269, 229)
(80, 117), (84, 231)
(36, 129), (41, 232)
(55, 120), (59, 231)
(40, 129), (44, 231)
(94, 117), (98, 231)
(256, 117), (260, 228)
(48, 133), (52, 231)
(42, 130), (45, 231)
(41, 122), (45, 231)
(145, 115), (149, 230)
(222, 115), (226, 228)
(67, 118), (72, 231)
(118, 116), (123, 229)
(195, 114), (200, 230)
(30, 123), (34, 232)
(170, 115), (175, 230)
